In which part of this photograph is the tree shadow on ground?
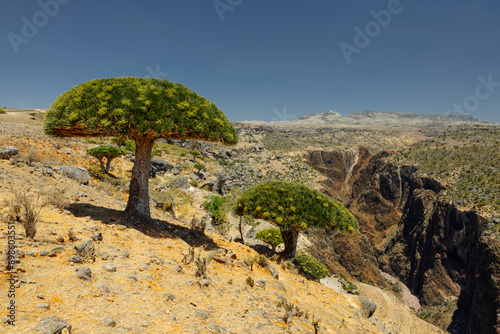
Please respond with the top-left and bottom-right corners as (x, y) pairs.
(67, 203), (221, 251)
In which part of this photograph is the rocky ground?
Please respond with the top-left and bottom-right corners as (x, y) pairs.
(0, 111), (447, 333)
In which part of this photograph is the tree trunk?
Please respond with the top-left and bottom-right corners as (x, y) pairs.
(125, 138), (154, 222)
(280, 228), (300, 259)
(105, 157), (112, 174)
(238, 216), (245, 244)
(98, 158), (106, 172)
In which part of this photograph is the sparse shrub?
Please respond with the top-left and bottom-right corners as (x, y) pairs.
(246, 276), (255, 287)
(0, 108), (6, 114)
(86, 145), (127, 174)
(43, 188), (68, 209)
(337, 275), (359, 294)
(293, 254), (329, 280)
(189, 178), (199, 188)
(254, 254), (269, 267)
(26, 149), (40, 166)
(195, 254), (212, 279)
(4, 191), (47, 239)
(190, 216), (206, 236)
(244, 256), (255, 271)
(29, 112), (37, 120)
(182, 246), (196, 264)
(256, 228), (283, 252)
(392, 281), (402, 294)
(281, 260), (296, 271)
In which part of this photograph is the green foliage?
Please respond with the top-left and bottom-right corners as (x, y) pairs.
(111, 137), (135, 151)
(255, 228), (283, 251)
(193, 163), (205, 172)
(293, 254), (329, 280)
(204, 195), (226, 225)
(86, 145), (128, 173)
(246, 276), (255, 287)
(86, 145), (128, 159)
(44, 77), (238, 145)
(0, 108), (6, 114)
(189, 150), (201, 158)
(233, 181), (358, 232)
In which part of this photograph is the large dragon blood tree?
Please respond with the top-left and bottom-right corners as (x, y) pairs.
(44, 77), (238, 222)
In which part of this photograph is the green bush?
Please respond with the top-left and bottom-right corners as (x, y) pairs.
(293, 254), (329, 280)
(204, 195), (226, 225)
(255, 228), (283, 251)
(0, 109), (6, 114)
(111, 137), (135, 151)
(246, 276), (255, 287)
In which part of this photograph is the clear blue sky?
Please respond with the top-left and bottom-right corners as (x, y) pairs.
(1, 0), (499, 123)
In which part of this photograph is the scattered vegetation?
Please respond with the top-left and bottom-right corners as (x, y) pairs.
(390, 125), (500, 217)
(335, 272), (359, 294)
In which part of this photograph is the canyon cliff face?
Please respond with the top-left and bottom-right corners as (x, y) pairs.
(306, 148), (500, 333)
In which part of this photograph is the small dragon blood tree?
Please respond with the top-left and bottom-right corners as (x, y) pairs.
(234, 181), (358, 258)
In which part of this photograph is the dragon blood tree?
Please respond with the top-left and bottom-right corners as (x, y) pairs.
(86, 145), (128, 174)
(44, 77), (237, 222)
(234, 181), (358, 258)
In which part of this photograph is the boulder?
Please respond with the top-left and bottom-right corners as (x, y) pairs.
(58, 166), (90, 185)
(150, 158), (174, 177)
(0, 146), (19, 160)
(36, 316), (72, 334)
(74, 239), (95, 262)
(359, 297), (377, 318)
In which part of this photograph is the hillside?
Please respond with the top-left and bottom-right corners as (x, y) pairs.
(241, 110), (493, 129)
(0, 112), (444, 333)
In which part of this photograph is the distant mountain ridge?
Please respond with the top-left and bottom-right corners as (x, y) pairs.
(242, 110), (493, 128)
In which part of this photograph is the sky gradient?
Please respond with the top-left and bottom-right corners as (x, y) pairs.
(1, 0), (499, 123)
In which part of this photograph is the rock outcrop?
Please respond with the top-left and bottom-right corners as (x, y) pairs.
(306, 147), (500, 333)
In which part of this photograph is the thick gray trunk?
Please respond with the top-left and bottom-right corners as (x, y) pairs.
(280, 228), (300, 259)
(125, 139), (154, 222)
(105, 157), (112, 174)
(98, 158), (106, 172)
